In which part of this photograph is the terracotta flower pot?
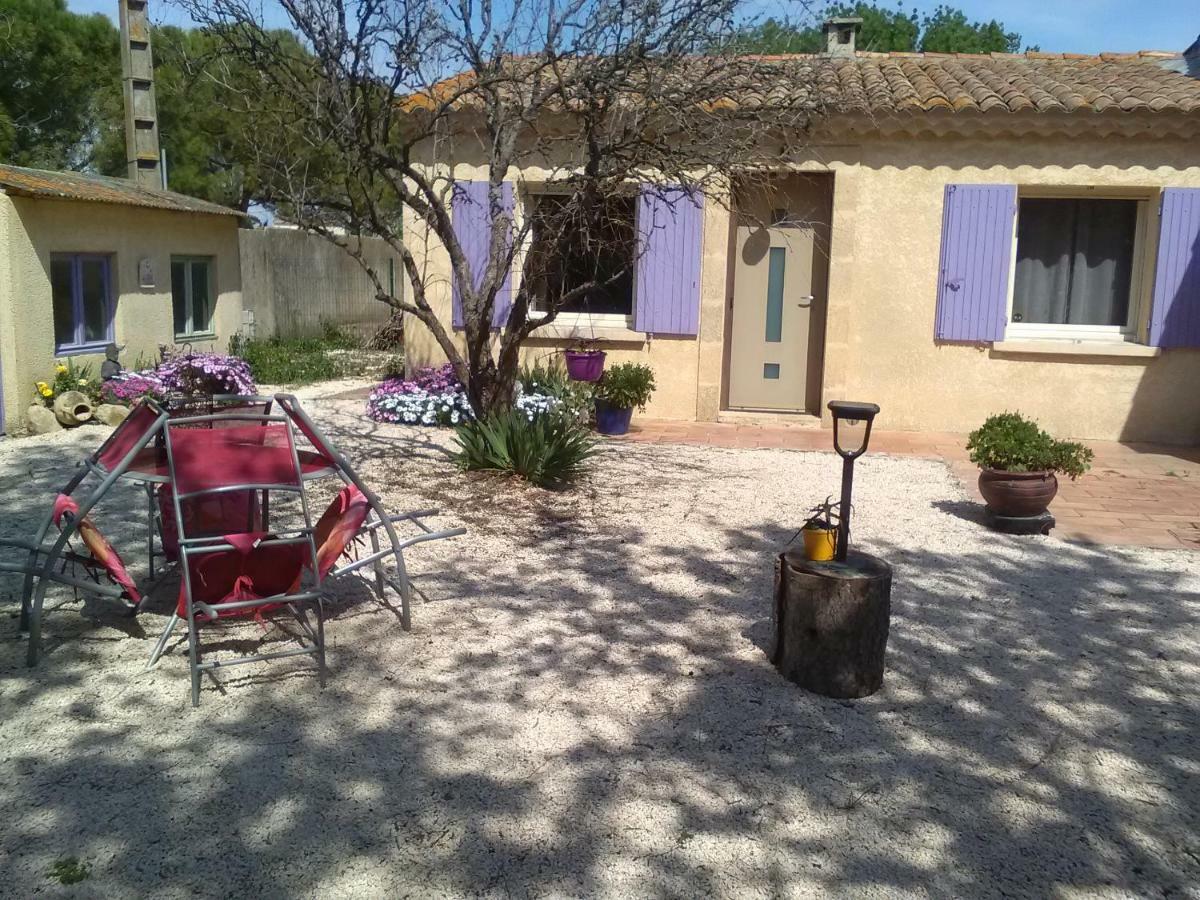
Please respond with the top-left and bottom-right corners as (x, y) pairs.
(53, 390), (94, 427)
(977, 468), (1058, 518)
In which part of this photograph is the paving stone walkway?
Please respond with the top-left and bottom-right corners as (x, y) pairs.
(616, 420), (1200, 551)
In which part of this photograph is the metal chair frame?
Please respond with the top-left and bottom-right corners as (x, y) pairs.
(271, 395), (466, 630)
(143, 395), (280, 580)
(147, 409), (326, 706)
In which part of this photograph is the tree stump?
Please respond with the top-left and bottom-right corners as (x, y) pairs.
(771, 549), (892, 698)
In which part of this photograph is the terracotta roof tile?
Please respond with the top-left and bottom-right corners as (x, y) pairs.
(0, 164), (244, 217)
(810, 51), (1200, 115)
(413, 49), (1200, 121)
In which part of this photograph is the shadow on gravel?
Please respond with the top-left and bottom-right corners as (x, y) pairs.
(1, 416), (1197, 896)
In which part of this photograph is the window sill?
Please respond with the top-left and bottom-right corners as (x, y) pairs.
(55, 342), (111, 357)
(991, 339), (1161, 359)
(175, 332), (217, 343)
(526, 322), (647, 344)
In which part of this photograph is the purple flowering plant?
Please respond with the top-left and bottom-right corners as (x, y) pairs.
(101, 372), (167, 405)
(155, 351), (256, 396)
(367, 365), (471, 426)
(101, 350), (256, 406)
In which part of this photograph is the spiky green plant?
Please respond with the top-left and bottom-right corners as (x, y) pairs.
(453, 409), (598, 488)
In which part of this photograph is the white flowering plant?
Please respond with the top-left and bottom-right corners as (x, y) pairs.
(517, 360), (593, 425)
(366, 363), (562, 426)
(367, 385), (475, 426)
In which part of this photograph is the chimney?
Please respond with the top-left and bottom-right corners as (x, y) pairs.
(823, 17), (863, 57)
(118, 0), (163, 190)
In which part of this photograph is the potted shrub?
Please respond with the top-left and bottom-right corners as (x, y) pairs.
(800, 497), (839, 562)
(563, 339), (606, 382)
(593, 362), (655, 435)
(966, 412), (1094, 517)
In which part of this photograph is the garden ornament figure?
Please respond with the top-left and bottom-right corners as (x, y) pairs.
(827, 401), (880, 561)
(100, 343), (125, 381)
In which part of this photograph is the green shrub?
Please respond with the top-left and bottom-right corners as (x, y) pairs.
(967, 412), (1093, 479)
(49, 857), (90, 885)
(229, 323), (362, 385)
(382, 354), (406, 379)
(594, 362), (655, 410)
(454, 409), (598, 488)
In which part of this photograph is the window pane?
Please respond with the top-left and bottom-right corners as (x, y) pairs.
(764, 247), (785, 342)
(51, 257), (76, 347)
(528, 195), (636, 316)
(171, 260), (188, 335)
(1013, 198), (1137, 327)
(79, 258), (110, 343)
(189, 261), (212, 333)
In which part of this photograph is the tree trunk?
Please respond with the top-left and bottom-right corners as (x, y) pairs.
(467, 357), (518, 418)
(771, 549), (892, 699)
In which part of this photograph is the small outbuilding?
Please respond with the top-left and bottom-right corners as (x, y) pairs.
(0, 164), (245, 434)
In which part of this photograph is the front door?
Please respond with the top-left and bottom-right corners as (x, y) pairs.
(726, 176), (830, 412)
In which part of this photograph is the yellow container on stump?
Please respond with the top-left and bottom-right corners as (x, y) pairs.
(802, 526), (837, 562)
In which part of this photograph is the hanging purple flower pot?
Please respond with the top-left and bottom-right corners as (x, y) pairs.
(594, 399), (634, 435)
(564, 350), (606, 382)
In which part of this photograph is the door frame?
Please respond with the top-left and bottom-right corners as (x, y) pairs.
(720, 172), (834, 415)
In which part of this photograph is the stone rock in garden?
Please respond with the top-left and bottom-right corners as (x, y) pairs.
(94, 403), (131, 427)
(53, 390), (94, 426)
(27, 404), (62, 434)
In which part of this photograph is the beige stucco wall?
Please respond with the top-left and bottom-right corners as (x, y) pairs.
(0, 195), (242, 433)
(822, 136), (1200, 444)
(403, 163), (715, 421)
(408, 131), (1200, 443)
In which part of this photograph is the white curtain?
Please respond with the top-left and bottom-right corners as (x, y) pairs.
(1013, 199), (1137, 327)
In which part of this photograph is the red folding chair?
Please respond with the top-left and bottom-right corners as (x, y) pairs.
(273, 395), (466, 630)
(146, 408), (327, 706)
(1, 399), (169, 665)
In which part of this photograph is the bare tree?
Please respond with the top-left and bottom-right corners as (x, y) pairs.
(179, 0), (824, 414)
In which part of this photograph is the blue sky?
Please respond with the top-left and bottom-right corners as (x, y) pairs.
(68, 0), (1197, 54)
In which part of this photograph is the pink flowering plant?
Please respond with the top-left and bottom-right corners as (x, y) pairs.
(155, 351), (256, 396)
(100, 350), (256, 406)
(101, 372), (167, 405)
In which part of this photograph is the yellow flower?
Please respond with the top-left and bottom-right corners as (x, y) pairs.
(39, 386), (53, 398)
(35, 381), (49, 391)
(77, 378), (89, 386)
(55, 364), (67, 374)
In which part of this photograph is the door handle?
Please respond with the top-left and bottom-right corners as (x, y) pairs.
(797, 295), (815, 307)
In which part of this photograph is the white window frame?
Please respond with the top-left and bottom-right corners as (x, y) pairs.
(171, 256), (216, 340)
(517, 185), (638, 330)
(1004, 188), (1152, 344)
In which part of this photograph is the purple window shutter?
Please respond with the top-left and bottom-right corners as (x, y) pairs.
(634, 185), (704, 336)
(450, 180), (513, 330)
(491, 182), (514, 329)
(934, 184), (1017, 342)
(1149, 188), (1200, 348)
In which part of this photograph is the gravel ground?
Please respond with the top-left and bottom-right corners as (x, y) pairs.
(1, 384), (1198, 898)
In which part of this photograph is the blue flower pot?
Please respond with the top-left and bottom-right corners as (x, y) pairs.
(594, 399), (634, 435)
